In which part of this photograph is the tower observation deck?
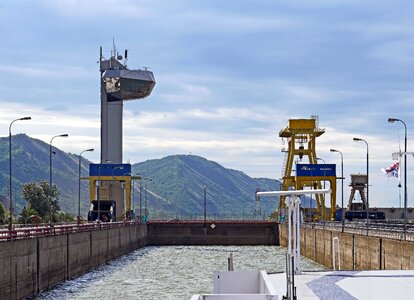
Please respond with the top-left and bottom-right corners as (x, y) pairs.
(89, 44), (155, 222)
(100, 45), (155, 163)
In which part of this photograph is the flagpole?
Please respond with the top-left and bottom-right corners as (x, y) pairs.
(388, 118), (408, 239)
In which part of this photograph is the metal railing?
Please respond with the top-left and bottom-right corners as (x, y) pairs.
(0, 221), (140, 242)
(149, 219), (277, 225)
(0, 219), (277, 241)
(300, 221), (414, 241)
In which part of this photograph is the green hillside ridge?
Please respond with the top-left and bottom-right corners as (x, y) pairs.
(0, 134), (281, 219)
(0, 134), (91, 215)
(132, 155), (280, 219)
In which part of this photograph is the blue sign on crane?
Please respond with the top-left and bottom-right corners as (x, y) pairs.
(296, 164), (336, 177)
(89, 163), (131, 177)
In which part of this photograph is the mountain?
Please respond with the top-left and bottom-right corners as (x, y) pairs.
(132, 155), (280, 219)
(0, 135), (281, 219)
(0, 134), (91, 215)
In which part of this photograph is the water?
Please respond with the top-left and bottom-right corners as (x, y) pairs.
(38, 246), (324, 300)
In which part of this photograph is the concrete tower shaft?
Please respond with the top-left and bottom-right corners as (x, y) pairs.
(89, 45), (155, 221)
(99, 46), (155, 163)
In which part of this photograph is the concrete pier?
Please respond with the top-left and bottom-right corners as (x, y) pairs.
(148, 221), (279, 246)
(279, 223), (414, 270)
(0, 221), (278, 299)
(0, 223), (147, 299)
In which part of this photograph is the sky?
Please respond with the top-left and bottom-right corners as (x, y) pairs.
(0, 0), (414, 208)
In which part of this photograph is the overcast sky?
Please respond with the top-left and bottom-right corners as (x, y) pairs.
(1, 0), (413, 208)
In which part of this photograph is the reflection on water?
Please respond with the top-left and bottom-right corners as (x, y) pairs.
(38, 246), (324, 300)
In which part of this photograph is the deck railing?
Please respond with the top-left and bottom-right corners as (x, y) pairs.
(0, 221), (139, 241)
(301, 221), (414, 241)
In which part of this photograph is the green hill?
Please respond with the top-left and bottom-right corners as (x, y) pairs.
(132, 155), (280, 219)
(0, 134), (91, 215)
(0, 135), (281, 219)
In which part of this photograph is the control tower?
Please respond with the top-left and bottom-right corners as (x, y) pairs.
(88, 44), (155, 222)
(100, 44), (155, 163)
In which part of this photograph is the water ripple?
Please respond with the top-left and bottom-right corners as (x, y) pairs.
(38, 245), (324, 300)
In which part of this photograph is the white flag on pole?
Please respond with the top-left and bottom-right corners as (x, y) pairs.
(381, 161), (400, 180)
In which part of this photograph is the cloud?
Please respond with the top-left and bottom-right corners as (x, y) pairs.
(177, 10), (299, 34)
(0, 0), (413, 208)
(371, 39), (414, 66)
(0, 102), (99, 136)
(40, 0), (154, 18)
(0, 64), (91, 79)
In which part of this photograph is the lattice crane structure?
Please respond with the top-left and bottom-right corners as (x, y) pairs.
(279, 117), (337, 220)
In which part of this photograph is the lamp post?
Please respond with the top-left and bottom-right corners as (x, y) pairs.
(330, 149), (344, 232)
(204, 187), (207, 226)
(49, 134), (68, 224)
(9, 117), (31, 231)
(97, 165), (101, 222)
(78, 148), (94, 225)
(316, 157), (326, 188)
(144, 178), (152, 222)
(353, 137), (369, 229)
(316, 157), (326, 219)
(139, 181), (143, 222)
(130, 174), (141, 220)
(388, 118), (408, 238)
(122, 171), (133, 220)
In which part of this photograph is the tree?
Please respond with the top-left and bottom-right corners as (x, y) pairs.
(0, 203), (5, 224)
(21, 180), (61, 222)
(19, 206), (39, 224)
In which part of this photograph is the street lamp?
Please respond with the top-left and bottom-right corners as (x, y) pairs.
(143, 178), (152, 222)
(78, 148), (94, 225)
(316, 157), (326, 188)
(49, 133), (68, 223)
(130, 174), (141, 220)
(9, 116), (31, 230)
(139, 181), (143, 222)
(388, 117), (408, 237)
(353, 137), (369, 228)
(316, 157), (327, 219)
(330, 148), (344, 232)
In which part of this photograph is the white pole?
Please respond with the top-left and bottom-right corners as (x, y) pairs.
(285, 197), (292, 256)
(332, 237), (341, 270)
(257, 188), (330, 197)
(295, 196), (301, 274)
(257, 188), (331, 277)
(292, 196), (297, 266)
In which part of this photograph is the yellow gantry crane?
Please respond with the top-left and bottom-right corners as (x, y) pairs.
(279, 117), (337, 220)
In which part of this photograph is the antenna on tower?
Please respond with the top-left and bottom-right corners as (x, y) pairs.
(124, 49), (128, 67)
(112, 38), (117, 59)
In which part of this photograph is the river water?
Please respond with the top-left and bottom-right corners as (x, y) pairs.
(38, 246), (324, 300)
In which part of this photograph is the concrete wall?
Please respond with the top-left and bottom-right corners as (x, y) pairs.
(148, 222), (279, 246)
(1, 222), (277, 300)
(0, 223), (147, 300)
(280, 224), (414, 270)
(38, 235), (68, 291)
(0, 239), (37, 299)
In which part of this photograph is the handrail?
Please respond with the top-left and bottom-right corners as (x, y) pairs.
(0, 219), (278, 241)
(0, 221), (140, 241)
(149, 220), (278, 225)
(300, 221), (414, 242)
